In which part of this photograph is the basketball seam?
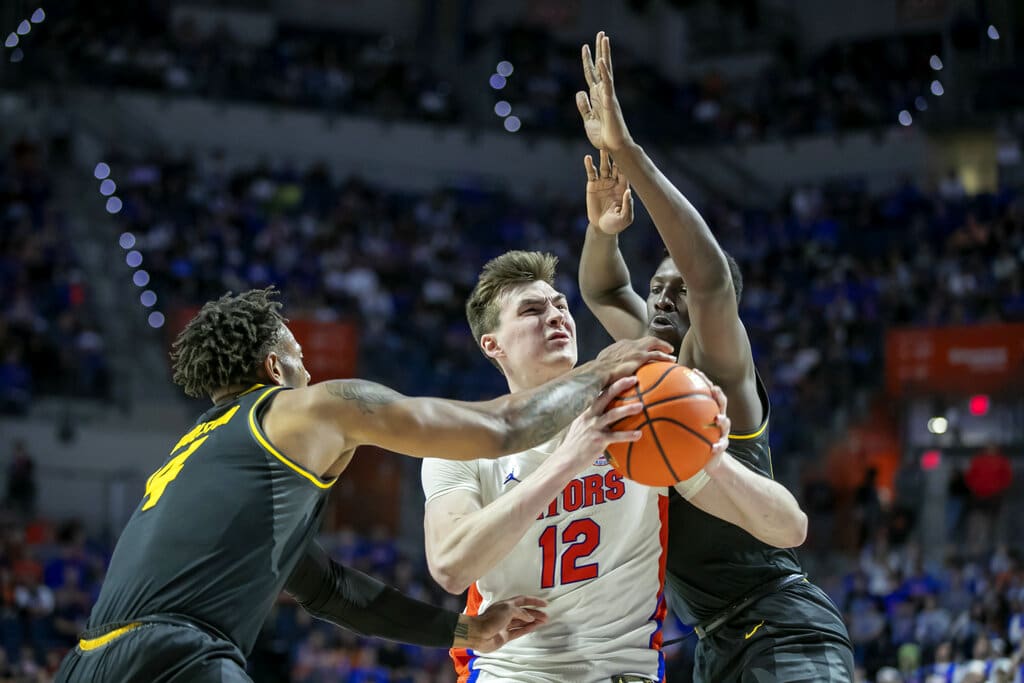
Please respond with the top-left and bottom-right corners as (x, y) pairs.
(646, 417), (714, 447)
(633, 392), (713, 412)
(635, 387), (681, 483)
(635, 364), (680, 398)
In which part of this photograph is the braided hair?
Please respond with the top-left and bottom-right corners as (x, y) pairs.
(170, 288), (286, 398)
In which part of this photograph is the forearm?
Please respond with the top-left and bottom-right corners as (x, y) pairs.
(580, 225), (632, 302)
(430, 458), (579, 593)
(287, 542), (458, 647)
(707, 454), (807, 548)
(613, 142), (731, 293)
(493, 365), (608, 454)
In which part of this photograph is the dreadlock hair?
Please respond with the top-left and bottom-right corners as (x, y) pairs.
(171, 287), (287, 398)
(659, 249), (744, 303)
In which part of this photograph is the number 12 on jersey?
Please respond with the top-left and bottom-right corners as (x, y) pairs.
(538, 518), (601, 589)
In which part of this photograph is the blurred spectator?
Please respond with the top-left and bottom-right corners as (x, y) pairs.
(964, 444), (1013, 553)
(4, 445), (36, 521)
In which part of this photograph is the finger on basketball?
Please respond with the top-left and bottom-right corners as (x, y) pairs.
(596, 376), (637, 413)
(602, 401), (643, 425)
(716, 412), (730, 436)
(647, 350), (677, 364)
(606, 429), (643, 443)
(711, 384), (728, 412)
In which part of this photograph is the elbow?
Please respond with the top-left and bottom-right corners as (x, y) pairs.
(781, 510), (808, 548)
(428, 557), (473, 595)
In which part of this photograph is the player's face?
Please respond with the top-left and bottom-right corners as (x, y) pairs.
(269, 326), (311, 388)
(646, 258), (688, 353)
(486, 281), (577, 385)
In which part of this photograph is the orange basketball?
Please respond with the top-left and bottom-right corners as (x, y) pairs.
(605, 362), (722, 486)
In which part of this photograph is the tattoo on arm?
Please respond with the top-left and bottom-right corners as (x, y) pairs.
(325, 380), (403, 415)
(453, 620), (469, 640)
(503, 371), (602, 451)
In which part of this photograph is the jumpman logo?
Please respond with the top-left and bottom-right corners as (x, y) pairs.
(503, 471), (520, 486)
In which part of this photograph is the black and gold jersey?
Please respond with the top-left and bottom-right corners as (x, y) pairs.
(88, 385), (333, 656)
(664, 374), (803, 625)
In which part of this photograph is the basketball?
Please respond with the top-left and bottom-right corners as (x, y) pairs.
(605, 362), (722, 486)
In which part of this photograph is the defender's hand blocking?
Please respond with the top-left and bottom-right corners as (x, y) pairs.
(689, 368), (732, 476)
(585, 150), (634, 236)
(577, 31), (633, 153)
(457, 596), (548, 653)
(595, 336), (676, 382)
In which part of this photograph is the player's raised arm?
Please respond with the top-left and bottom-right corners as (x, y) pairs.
(577, 32), (754, 390)
(290, 335), (673, 462)
(578, 149), (648, 341)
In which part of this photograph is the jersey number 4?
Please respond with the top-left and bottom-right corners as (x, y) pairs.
(538, 519), (601, 589)
(142, 436), (208, 511)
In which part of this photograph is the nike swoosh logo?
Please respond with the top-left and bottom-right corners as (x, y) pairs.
(744, 620), (765, 639)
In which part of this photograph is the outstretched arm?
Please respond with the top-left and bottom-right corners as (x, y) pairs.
(268, 335), (674, 475)
(286, 542), (547, 652)
(577, 32), (756, 401)
(578, 150), (648, 341)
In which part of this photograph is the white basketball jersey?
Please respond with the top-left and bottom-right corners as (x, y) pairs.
(422, 440), (668, 683)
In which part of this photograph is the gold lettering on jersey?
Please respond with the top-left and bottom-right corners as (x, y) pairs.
(170, 405), (240, 454)
(141, 405), (241, 511)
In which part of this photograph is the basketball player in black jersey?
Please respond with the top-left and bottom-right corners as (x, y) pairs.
(55, 287), (675, 682)
(575, 32), (855, 682)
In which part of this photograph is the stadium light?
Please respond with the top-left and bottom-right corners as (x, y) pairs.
(929, 55), (943, 70)
(931, 81), (944, 96)
(898, 110), (913, 127)
(968, 394), (990, 416)
(920, 450), (941, 470)
(927, 416), (948, 434)
(988, 25), (1000, 40)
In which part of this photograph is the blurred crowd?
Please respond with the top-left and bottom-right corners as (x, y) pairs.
(100, 149), (1024, 464)
(0, 140), (110, 414)
(12, 2), (1001, 143)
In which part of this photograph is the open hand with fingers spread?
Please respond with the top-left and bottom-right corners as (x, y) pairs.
(585, 149), (633, 235)
(577, 31), (633, 153)
(456, 596), (548, 653)
(554, 375), (648, 475)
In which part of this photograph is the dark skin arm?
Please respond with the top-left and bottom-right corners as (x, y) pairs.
(262, 335), (674, 479)
(576, 31), (761, 430)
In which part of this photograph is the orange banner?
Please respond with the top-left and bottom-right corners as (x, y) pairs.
(169, 307), (359, 382)
(886, 323), (1024, 396)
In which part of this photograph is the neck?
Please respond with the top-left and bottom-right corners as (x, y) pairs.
(211, 383), (262, 405)
(504, 365), (568, 394)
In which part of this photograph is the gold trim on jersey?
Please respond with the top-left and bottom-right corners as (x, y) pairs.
(78, 622), (142, 651)
(729, 420), (767, 440)
(237, 383), (265, 398)
(249, 387), (335, 490)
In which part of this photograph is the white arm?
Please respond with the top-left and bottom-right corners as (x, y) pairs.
(680, 453), (807, 549)
(424, 456), (582, 594)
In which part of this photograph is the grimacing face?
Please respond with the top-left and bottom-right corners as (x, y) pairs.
(482, 280), (577, 384)
(646, 257), (689, 354)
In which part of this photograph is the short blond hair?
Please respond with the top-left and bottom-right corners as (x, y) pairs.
(466, 251), (558, 368)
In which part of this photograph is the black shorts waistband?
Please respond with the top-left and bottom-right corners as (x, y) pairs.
(81, 614), (235, 650)
(695, 572), (807, 640)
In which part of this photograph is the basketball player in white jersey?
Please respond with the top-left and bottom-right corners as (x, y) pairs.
(422, 251), (809, 682)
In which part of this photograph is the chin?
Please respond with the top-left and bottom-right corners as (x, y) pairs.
(649, 327), (682, 355)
